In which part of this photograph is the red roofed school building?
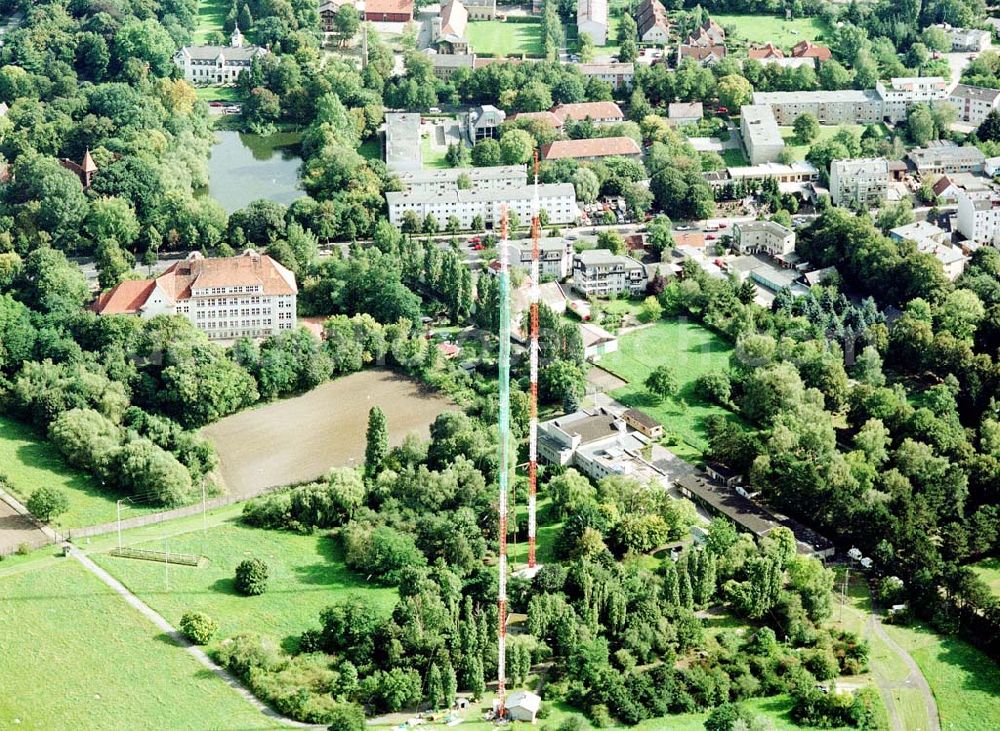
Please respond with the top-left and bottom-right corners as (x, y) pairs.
(541, 136), (642, 162)
(364, 0), (413, 22)
(93, 250), (297, 341)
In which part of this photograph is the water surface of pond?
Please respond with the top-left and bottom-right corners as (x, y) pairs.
(201, 130), (304, 213)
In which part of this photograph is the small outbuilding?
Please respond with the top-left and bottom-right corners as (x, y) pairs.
(503, 690), (542, 723)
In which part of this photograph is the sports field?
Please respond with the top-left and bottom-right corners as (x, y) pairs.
(713, 14), (828, 47)
(466, 20), (544, 57)
(0, 561), (276, 728)
(94, 518), (397, 650)
(597, 320), (738, 456)
(0, 415), (158, 529)
(203, 369), (455, 497)
(194, 0), (228, 43)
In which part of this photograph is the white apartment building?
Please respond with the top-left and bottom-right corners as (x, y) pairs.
(936, 24), (992, 52)
(577, 63), (634, 90)
(829, 158), (889, 208)
(733, 220), (796, 257)
(751, 90), (883, 125)
(907, 141), (986, 175)
(741, 104), (785, 164)
(508, 237), (574, 279)
(173, 27), (268, 84)
(395, 165), (527, 193)
(875, 77), (949, 122)
(386, 183), (577, 228)
(949, 84), (1000, 125)
(956, 182), (1000, 243)
(572, 249), (646, 297)
(385, 112), (422, 172)
(92, 251), (297, 340)
(577, 0), (608, 46)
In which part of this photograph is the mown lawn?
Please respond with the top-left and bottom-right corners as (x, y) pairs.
(194, 85), (243, 102)
(0, 414), (158, 529)
(358, 137), (381, 160)
(466, 20), (544, 57)
(597, 320), (738, 455)
(970, 555), (1000, 598)
(194, 0), (229, 43)
(721, 148), (749, 167)
(94, 519), (398, 651)
(421, 132), (450, 169)
(713, 14), (828, 47)
(884, 621), (1000, 731)
(0, 561), (277, 729)
(778, 123), (890, 161)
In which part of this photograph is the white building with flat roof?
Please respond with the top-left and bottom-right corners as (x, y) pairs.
(741, 104), (785, 164)
(829, 158), (889, 208)
(733, 220), (796, 257)
(907, 141), (986, 175)
(949, 84), (1000, 125)
(508, 237), (574, 279)
(395, 165), (527, 193)
(751, 90), (883, 125)
(384, 112), (422, 172)
(956, 181), (1000, 243)
(875, 77), (949, 122)
(572, 249), (646, 297)
(386, 183), (577, 228)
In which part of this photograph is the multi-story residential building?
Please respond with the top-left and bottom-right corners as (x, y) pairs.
(829, 158), (889, 208)
(173, 26), (268, 84)
(433, 0), (470, 54)
(508, 237), (574, 279)
(395, 165), (527, 193)
(92, 251), (297, 340)
(386, 183), (577, 229)
(551, 101), (625, 125)
(907, 141), (986, 175)
(577, 62), (634, 90)
(636, 0), (670, 44)
(875, 77), (949, 122)
(751, 90), (883, 125)
(384, 112), (422, 172)
(949, 84), (1000, 125)
(540, 136), (642, 162)
(889, 221), (968, 280)
(889, 220), (951, 246)
(468, 104), (506, 140)
(577, 0), (608, 45)
(741, 104), (785, 164)
(956, 181), (1000, 243)
(733, 220), (796, 257)
(572, 249), (646, 297)
(935, 24), (992, 52)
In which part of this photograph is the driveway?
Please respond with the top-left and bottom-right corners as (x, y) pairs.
(866, 612), (940, 731)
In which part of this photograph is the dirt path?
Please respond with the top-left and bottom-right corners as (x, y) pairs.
(865, 612), (940, 731)
(68, 546), (322, 728)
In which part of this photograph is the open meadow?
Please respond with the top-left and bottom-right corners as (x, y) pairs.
(0, 560), (278, 729)
(597, 320), (738, 456)
(713, 14), (828, 47)
(466, 20), (544, 57)
(203, 368), (456, 496)
(94, 517), (397, 651)
(194, 0), (228, 43)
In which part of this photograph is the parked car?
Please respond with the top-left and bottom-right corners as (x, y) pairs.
(471, 243), (484, 251)
(468, 236), (481, 244)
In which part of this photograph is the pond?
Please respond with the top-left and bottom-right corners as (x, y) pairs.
(200, 130), (304, 213)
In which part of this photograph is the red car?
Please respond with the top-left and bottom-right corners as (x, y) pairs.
(706, 234), (717, 240)
(468, 236), (481, 244)
(471, 243), (484, 251)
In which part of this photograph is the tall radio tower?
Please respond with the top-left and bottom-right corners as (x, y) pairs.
(495, 206), (511, 721)
(527, 154), (541, 569)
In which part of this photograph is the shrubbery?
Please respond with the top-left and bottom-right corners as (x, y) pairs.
(180, 611), (218, 645)
(26, 486), (69, 523)
(234, 558), (270, 596)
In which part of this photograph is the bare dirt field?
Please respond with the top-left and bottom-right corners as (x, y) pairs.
(203, 369), (456, 496)
(0, 499), (49, 554)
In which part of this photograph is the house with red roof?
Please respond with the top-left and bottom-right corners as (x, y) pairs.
(93, 250), (298, 341)
(791, 40), (833, 62)
(364, 0), (413, 22)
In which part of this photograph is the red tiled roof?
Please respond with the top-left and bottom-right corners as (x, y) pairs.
(541, 136), (641, 160)
(791, 40), (832, 61)
(509, 110), (562, 127)
(748, 43), (784, 60)
(551, 102), (624, 124)
(364, 0), (413, 15)
(678, 45), (727, 61)
(932, 175), (955, 196)
(91, 279), (157, 315)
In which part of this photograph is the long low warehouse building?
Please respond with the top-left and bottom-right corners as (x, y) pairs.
(386, 183), (578, 228)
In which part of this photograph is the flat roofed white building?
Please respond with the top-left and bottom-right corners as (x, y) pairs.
(829, 158), (889, 208)
(741, 104), (784, 164)
(751, 90), (883, 125)
(577, 0), (608, 45)
(509, 237), (574, 279)
(876, 76), (949, 122)
(907, 141), (986, 175)
(386, 183), (577, 228)
(733, 220), (796, 257)
(572, 248), (646, 297)
(395, 165), (527, 193)
(384, 112), (422, 172)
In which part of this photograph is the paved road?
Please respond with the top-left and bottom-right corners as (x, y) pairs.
(69, 546), (322, 728)
(866, 611), (940, 731)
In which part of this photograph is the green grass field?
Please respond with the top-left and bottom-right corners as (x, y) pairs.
(194, 0), (229, 43)
(0, 415), (160, 529)
(778, 123), (890, 161)
(94, 519), (398, 651)
(0, 561), (277, 729)
(421, 132), (450, 169)
(466, 20), (544, 57)
(971, 556), (1000, 598)
(884, 621), (1000, 731)
(713, 14), (828, 47)
(721, 148), (749, 167)
(597, 320), (738, 455)
(358, 137), (381, 160)
(195, 85), (242, 102)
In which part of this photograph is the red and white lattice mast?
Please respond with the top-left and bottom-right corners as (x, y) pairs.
(495, 206), (511, 721)
(527, 154), (541, 569)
